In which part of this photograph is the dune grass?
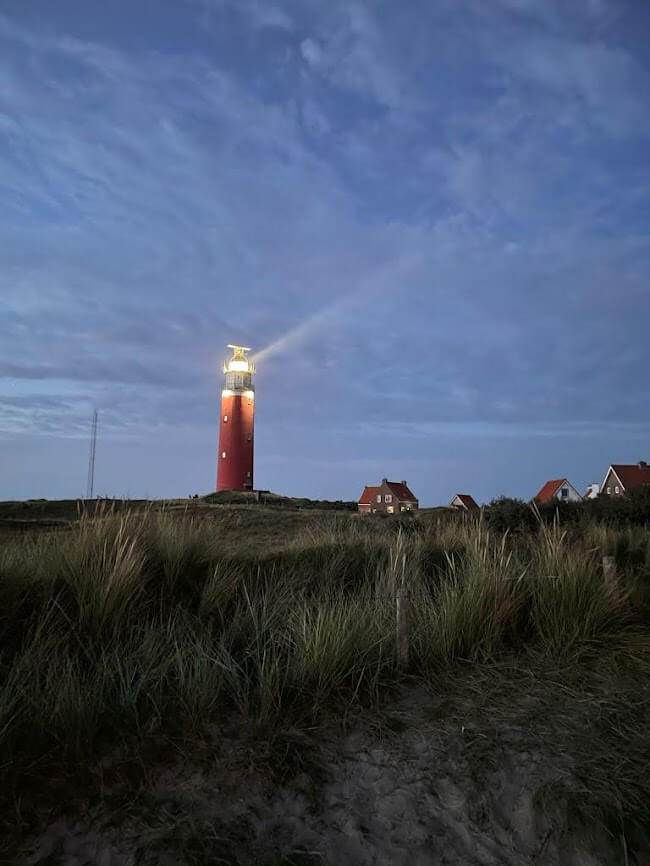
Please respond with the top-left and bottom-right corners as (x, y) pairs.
(1, 503), (649, 853)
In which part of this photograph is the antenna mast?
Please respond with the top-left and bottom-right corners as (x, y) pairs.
(86, 409), (98, 499)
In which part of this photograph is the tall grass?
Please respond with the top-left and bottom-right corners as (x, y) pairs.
(0, 506), (648, 775)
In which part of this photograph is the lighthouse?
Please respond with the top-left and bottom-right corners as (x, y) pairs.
(217, 345), (255, 492)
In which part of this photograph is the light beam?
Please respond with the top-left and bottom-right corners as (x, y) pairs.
(252, 253), (423, 366)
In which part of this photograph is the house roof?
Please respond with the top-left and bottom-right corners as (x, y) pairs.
(451, 493), (479, 509)
(534, 479), (567, 504)
(386, 481), (418, 502)
(358, 481), (418, 504)
(358, 486), (380, 505)
(608, 464), (650, 491)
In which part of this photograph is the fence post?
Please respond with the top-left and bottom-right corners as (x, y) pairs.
(602, 554), (616, 585)
(396, 589), (410, 672)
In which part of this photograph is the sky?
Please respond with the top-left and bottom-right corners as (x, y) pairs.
(1, 0), (649, 505)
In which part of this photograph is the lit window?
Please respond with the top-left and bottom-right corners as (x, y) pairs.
(614, 485), (619, 494)
(223, 414), (228, 422)
(376, 494), (381, 503)
(221, 451), (226, 459)
(384, 494), (392, 503)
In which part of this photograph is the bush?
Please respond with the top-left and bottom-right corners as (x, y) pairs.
(202, 490), (357, 511)
(583, 487), (650, 527)
(484, 497), (537, 533)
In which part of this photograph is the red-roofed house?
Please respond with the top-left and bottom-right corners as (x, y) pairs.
(601, 462), (650, 497)
(533, 478), (582, 504)
(358, 478), (419, 515)
(449, 494), (479, 511)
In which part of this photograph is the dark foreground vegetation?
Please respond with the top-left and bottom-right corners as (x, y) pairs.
(1, 499), (649, 862)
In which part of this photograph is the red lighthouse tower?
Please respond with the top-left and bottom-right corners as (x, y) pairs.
(217, 345), (255, 491)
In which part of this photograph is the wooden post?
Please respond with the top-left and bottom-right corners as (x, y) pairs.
(396, 589), (410, 672)
(602, 555), (616, 585)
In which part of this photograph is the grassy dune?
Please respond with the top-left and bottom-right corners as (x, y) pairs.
(1, 503), (649, 858)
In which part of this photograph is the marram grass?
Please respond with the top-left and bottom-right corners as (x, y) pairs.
(0, 506), (648, 769)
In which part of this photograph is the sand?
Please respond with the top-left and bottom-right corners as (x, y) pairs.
(13, 686), (631, 866)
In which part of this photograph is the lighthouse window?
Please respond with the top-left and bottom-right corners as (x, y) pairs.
(221, 451), (226, 459)
(223, 414), (228, 422)
(247, 434), (252, 441)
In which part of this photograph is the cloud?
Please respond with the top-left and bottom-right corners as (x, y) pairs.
(297, 3), (415, 111)
(241, 0), (294, 30)
(189, 0), (294, 31)
(300, 37), (322, 67)
(0, 2), (648, 499)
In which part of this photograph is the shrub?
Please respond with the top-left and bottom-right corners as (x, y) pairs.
(484, 497), (537, 533)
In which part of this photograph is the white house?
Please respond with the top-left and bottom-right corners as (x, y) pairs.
(533, 478), (583, 504)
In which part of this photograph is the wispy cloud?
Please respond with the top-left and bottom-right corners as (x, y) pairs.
(0, 1), (648, 500)
(189, 0), (294, 31)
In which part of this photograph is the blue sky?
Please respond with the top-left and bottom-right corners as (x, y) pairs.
(1, 0), (649, 504)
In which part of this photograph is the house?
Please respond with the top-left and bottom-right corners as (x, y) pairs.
(600, 462), (650, 497)
(449, 493), (479, 511)
(584, 483), (600, 500)
(358, 478), (418, 514)
(533, 478), (582, 505)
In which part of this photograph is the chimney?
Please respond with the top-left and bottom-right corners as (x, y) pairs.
(381, 478), (388, 485)
(400, 480), (407, 486)
(639, 460), (648, 468)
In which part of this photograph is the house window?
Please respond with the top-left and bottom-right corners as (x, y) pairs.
(560, 488), (568, 498)
(614, 485), (620, 494)
(223, 414), (228, 422)
(221, 451), (226, 459)
(384, 494), (392, 503)
(606, 487), (611, 494)
(376, 495), (381, 503)
(387, 505), (394, 514)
